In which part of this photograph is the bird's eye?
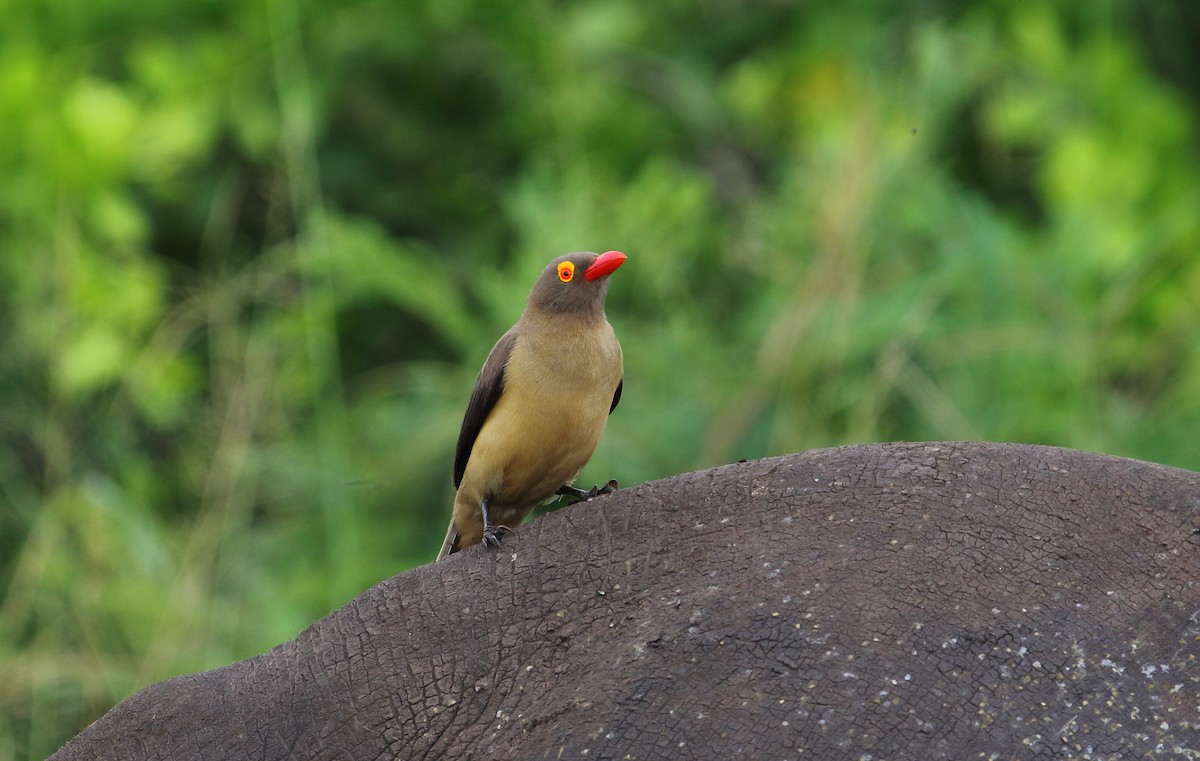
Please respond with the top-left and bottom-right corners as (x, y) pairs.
(558, 262), (575, 283)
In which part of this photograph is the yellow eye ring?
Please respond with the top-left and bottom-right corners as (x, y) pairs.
(557, 261), (575, 283)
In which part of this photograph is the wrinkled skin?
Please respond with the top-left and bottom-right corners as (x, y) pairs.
(52, 442), (1200, 760)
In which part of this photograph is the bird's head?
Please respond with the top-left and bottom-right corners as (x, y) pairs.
(527, 251), (627, 316)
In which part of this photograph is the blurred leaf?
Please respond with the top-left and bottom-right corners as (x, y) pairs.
(312, 212), (477, 351)
(56, 326), (128, 397)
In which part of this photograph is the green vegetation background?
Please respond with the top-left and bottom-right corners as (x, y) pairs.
(2, 0), (1198, 756)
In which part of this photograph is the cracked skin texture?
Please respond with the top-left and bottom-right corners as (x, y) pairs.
(51, 442), (1200, 760)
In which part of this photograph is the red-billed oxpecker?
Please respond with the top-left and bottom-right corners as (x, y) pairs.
(437, 251), (626, 560)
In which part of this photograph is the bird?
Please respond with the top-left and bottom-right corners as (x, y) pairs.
(436, 251), (627, 560)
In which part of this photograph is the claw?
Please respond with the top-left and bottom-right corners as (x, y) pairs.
(478, 497), (513, 549)
(482, 524), (513, 548)
(556, 479), (620, 504)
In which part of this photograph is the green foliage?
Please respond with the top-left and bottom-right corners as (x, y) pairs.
(2, 0), (1199, 757)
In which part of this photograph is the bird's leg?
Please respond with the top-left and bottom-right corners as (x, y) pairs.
(556, 479), (619, 504)
(479, 497), (512, 548)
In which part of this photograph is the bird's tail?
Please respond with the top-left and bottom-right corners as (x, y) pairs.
(435, 520), (459, 561)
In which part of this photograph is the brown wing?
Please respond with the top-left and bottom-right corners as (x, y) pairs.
(453, 327), (519, 489)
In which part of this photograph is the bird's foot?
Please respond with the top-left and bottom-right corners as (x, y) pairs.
(479, 496), (513, 549)
(481, 524), (513, 549)
(556, 479), (620, 504)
